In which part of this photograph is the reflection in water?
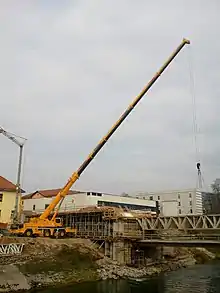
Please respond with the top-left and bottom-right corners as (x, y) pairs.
(163, 263), (220, 293)
(96, 278), (165, 293)
(96, 279), (130, 293)
(34, 262), (220, 293)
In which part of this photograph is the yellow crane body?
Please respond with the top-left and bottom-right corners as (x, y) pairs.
(10, 38), (190, 238)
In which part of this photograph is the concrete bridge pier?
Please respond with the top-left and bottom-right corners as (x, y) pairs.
(104, 240), (132, 265)
(104, 240), (165, 266)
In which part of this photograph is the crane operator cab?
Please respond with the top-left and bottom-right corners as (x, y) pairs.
(55, 217), (62, 224)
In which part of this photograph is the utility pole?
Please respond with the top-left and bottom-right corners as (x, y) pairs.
(0, 127), (27, 224)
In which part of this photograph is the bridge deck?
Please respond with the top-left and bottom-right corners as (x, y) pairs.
(138, 239), (220, 247)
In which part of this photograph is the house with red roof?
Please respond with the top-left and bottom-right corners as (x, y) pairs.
(0, 176), (25, 225)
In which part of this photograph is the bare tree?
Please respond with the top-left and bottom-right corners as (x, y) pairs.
(211, 181), (220, 194)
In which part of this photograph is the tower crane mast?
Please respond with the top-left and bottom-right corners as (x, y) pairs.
(0, 127), (26, 224)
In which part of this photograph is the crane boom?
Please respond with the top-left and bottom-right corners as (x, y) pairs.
(40, 38), (190, 221)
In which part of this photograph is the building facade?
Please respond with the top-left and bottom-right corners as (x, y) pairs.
(0, 176), (24, 224)
(22, 189), (158, 215)
(136, 188), (203, 216)
(202, 191), (220, 214)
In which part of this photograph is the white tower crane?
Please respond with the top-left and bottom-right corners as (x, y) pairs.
(0, 127), (27, 224)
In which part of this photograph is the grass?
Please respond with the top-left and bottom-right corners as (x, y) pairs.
(18, 245), (98, 275)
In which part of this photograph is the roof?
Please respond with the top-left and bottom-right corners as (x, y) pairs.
(0, 176), (25, 193)
(22, 189), (81, 199)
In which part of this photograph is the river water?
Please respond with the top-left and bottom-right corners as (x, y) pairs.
(33, 262), (220, 293)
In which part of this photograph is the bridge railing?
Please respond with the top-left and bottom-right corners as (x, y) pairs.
(0, 243), (24, 256)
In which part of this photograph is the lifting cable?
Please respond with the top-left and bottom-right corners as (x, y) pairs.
(187, 46), (204, 189)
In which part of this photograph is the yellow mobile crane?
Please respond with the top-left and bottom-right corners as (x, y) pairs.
(10, 38), (190, 238)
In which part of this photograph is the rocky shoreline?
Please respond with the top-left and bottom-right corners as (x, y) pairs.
(0, 238), (216, 292)
(97, 256), (196, 280)
(96, 247), (215, 281)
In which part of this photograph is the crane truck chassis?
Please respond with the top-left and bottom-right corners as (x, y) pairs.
(10, 38), (190, 238)
(13, 218), (75, 238)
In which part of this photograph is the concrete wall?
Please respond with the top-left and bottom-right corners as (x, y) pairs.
(160, 201), (178, 216)
(0, 191), (19, 223)
(86, 192), (156, 209)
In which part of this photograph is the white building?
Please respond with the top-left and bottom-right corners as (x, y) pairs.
(136, 188), (203, 216)
(22, 189), (158, 215)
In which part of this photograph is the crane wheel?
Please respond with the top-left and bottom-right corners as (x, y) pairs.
(44, 230), (51, 237)
(53, 231), (59, 238)
(58, 230), (66, 238)
(24, 229), (33, 237)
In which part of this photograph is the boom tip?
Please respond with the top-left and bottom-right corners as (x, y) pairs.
(183, 38), (190, 45)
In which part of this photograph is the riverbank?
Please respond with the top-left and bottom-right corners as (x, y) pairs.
(0, 237), (216, 292)
(96, 246), (215, 280)
(29, 261), (220, 293)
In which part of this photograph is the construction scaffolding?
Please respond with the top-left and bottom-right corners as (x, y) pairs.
(61, 206), (157, 240)
(61, 208), (113, 239)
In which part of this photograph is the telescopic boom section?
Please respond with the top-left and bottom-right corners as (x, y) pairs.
(40, 38), (190, 221)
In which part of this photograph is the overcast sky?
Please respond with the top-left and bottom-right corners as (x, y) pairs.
(0, 1), (219, 194)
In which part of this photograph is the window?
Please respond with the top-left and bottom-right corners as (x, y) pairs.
(10, 210), (14, 219)
(178, 202), (181, 206)
(33, 205), (36, 211)
(189, 200), (192, 206)
(55, 218), (61, 224)
(189, 193), (192, 198)
(158, 196), (160, 200)
(150, 196), (153, 200)
(0, 193), (3, 202)
(179, 209), (181, 214)
(88, 192), (102, 196)
(190, 209), (193, 213)
(45, 204), (49, 209)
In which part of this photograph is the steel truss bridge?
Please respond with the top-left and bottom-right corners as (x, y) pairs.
(135, 214), (220, 246)
(137, 214), (220, 231)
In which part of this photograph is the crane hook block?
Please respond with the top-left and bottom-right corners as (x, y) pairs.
(196, 162), (201, 170)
